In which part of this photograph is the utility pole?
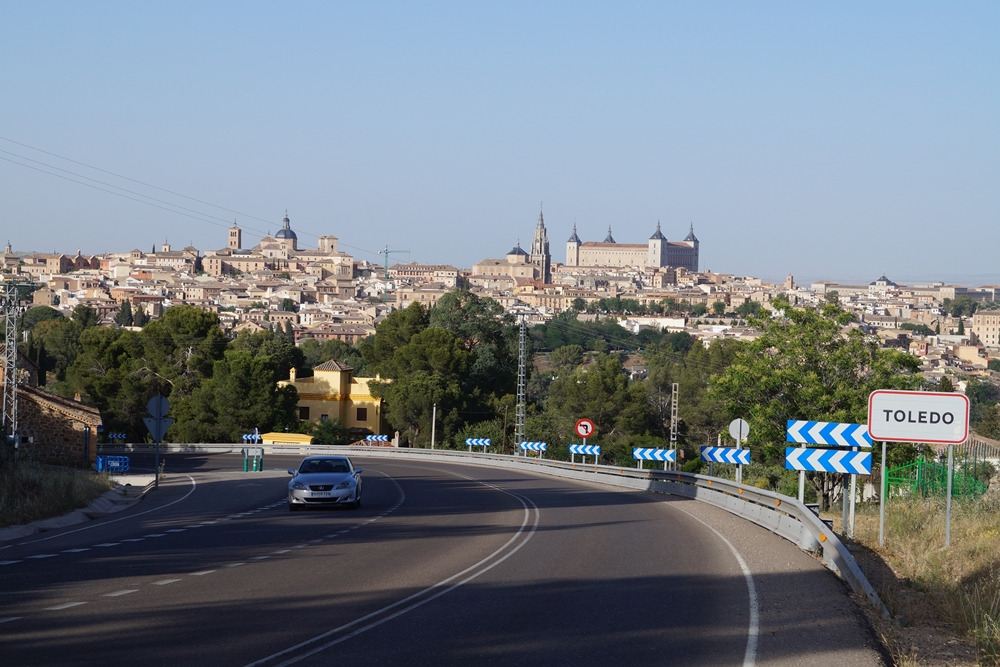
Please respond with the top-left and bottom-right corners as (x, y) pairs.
(514, 313), (527, 455)
(2, 282), (30, 461)
(669, 382), (679, 470)
(378, 246), (410, 304)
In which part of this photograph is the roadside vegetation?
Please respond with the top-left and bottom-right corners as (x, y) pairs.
(0, 454), (114, 528)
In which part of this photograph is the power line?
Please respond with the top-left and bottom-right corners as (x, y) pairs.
(0, 137), (384, 260)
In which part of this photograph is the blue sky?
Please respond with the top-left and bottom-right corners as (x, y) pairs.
(2, 2), (997, 284)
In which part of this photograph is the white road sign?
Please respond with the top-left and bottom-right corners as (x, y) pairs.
(728, 419), (750, 442)
(868, 390), (970, 444)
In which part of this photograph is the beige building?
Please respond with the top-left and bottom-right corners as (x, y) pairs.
(566, 223), (699, 271)
(278, 361), (383, 435)
(972, 310), (1000, 348)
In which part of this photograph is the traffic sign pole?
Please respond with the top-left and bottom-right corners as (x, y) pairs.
(849, 446), (858, 539)
(879, 440), (887, 547)
(946, 444), (954, 547)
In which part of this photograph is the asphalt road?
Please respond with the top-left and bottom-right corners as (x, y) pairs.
(0, 453), (887, 666)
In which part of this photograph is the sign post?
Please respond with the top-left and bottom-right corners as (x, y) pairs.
(143, 395), (174, 489)
(575, 419), (596, 465)
(868, 390), (970, 548)
(728, 419), (749, 484)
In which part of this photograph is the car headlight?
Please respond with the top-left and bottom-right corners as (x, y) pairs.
(291, 482), (306, 490)
(336, 480), (353, 489)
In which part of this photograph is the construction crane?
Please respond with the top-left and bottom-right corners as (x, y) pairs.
(378, 246), (410, 303)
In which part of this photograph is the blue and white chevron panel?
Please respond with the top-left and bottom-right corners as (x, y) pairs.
(632, 448), (676, 462)
(569, 444), (601, 456)
(465, 438), (491, 447)
(366, 435), (390, 442)
(700, 446), (751, 465)
(784, 447), (872, 474)
(519, 441), (547, 451)
(785, 420), (872, 448)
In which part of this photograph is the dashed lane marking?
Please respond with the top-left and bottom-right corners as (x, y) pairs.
(184, 525), (204, 529)
(45, 602), (88, 611)
(144, 534), (166, 538)
(62, 548), (90, 553)
(1, 560), (23, 565)
(103, 590), (138, 597)
(226, 563), (246, 568)
(250, 556), (270, 560)
(0, 617), (23, 624)
(272, 550), (290, 554)
(153, 579), (181, 586)
(165, 529), (186, 533)
(121, 538), (144, 542)
(94, 543), (119, 547)
(26, 554), (57, 559)
(190, 570), (216, 576)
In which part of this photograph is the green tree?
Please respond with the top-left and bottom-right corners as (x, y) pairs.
(72, 304), (99, 329)
(114, 301), (133, 327)
(712, 301), (726, 316)
(937, 376), (955, 392)
(281, 298), (298, 313)
(549, 345), (584, 373)
(736, 302), (763, 318)
(21, 305), (63, 331)
(957, 318), (965, 335)
(708, 301), (922, 509)
(571, 297), (587, 311)
(308, 418), (349, 445)
(359, 302), (429, 374)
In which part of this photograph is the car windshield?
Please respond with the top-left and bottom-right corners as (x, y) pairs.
(299, 459), (351, 474)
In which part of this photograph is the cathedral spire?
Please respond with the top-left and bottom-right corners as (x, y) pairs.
(604, 226), (616, 243)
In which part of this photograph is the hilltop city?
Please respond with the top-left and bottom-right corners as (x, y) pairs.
(3, 210), (999, 390)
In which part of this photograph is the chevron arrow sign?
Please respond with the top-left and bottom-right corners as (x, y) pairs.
(519, 442), (547, 451)
(633, 448), (676, 462)
(569, 444), (601, 456)
(465, 438), (491, 447)
(700, 446), (751, 465)
(366, 435), (390, 442)
(784, 447), (872, 474)
(786, 420), (872, 448)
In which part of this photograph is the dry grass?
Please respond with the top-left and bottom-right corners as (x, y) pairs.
(0, 459), (114, 528)
(848, 493), (1000, 666)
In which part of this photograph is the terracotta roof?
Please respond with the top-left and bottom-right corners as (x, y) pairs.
(19, 385), (102, 425)
(313, 360), (354, 372)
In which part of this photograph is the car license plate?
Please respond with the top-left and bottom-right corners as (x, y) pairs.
(312, 491), (331, 497)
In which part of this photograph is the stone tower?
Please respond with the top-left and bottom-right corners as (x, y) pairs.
(529, 209), (551, 284)
(647, 221), (666, 268)
(566, 224), (581, 267)
(229, 224), (242, 250)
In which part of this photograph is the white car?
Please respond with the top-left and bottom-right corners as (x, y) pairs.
(287, 456), (362, 511)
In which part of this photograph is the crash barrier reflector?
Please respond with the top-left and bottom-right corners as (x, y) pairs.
(519, 442), (547, 451)
(366, 435), (390, 442)
(700, 446), (751, 465)
(569, 444), (601, 456)
(95, 455), (130, 473)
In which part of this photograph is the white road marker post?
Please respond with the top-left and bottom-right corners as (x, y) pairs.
(430, 403), (436, 450)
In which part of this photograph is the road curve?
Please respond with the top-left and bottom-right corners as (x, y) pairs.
(0, 454), (886, 666)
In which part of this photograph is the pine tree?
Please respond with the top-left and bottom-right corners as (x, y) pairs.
(957, 318), (965, 335)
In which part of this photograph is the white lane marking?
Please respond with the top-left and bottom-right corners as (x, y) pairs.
(27, 554), (58, 559)
(1, 560), (23, 565)
(165, 529), (186, 533)
(201, 521), (218, 525)
(226, 563), (245, 568)
(190, 570), (216, 576)
(94, 543), (119, 547)
(0, 617), (23, 624)
(144, 534), (166, 538)
(309, 539), (322, 543)
(184, 525), (204, 529)
(218, 518), (232, 521)
(250, 556), (269, 560)
(46, 602), (88, 610)
(103, 589), (138, 597)
(245, 469), (540, 667)
(666, 505), (759, 667)
(15, 475), (197, 547)
(62, 548), (91, 553)
(121, 538), (144, 542)
(336, 530), (348, 534)
(291, 545), (306, 549)
(272, 550), (289, 554)
(153, 578), (181, 585)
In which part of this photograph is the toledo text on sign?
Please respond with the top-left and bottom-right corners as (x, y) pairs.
(868, 390), (970, 445)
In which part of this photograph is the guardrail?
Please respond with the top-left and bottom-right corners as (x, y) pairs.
(98, 442), (888, 618)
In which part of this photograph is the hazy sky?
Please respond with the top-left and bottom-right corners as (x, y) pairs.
(2, 2), (997, 284)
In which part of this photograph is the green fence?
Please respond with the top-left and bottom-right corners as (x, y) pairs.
(887, 457), (988, 499)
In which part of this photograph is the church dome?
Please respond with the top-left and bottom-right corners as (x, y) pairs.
(275, 213), (298, 240)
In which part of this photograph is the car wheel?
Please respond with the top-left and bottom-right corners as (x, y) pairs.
(289, 502), (300, 512)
